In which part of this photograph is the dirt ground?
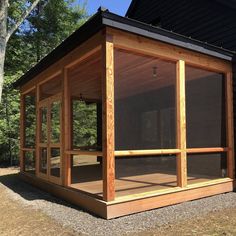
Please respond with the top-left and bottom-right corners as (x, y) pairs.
(0, 168), (79, 236)
(0, 167), (236, 236)
(134, 208), (236, 236)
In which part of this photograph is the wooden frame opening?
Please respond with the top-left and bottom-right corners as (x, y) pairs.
(19, 28), (234, 218)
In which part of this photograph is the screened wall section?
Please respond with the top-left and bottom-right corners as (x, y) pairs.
(22, 89), (36, 174)
(19, 33), (233, 203)
(114, 49), (178, 196)
(185, 66), (228, 183)
(67, 50), (103, 197)
(113, 48), (231, 198)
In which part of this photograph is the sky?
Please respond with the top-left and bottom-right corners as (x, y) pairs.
(77, 0), (132, 16)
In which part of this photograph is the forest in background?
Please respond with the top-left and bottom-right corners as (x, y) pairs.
(0, 0), (87, 165)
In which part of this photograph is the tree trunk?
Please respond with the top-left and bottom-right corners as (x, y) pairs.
(0, 0), (41, 103)
(0, 0), (8, 103)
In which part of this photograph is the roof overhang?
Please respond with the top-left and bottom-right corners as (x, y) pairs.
(14, 9), (235, 88)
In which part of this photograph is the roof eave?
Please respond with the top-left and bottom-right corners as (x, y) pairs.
(13, 11), (104, 88)
(14, 10), (235, 89)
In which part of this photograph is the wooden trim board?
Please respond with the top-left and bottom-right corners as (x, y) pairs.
(19, 172), (233, 219)
(19, 172), (107, 218)
(106, 181), (233, 219)
(107, 28), (231, 73)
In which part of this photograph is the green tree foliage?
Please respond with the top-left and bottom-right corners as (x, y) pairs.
(73, 101), (98, 149)
(0, 0), (87, 165)
(0, 74), (20, 165)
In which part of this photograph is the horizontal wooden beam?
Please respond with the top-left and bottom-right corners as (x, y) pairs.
(65, 150), (103, 156)
(19, 172), (107, 218)
(21, 32), (103, 93)
(106, 180), (233, 219)
(187, 147), (228, 153)
(114, 148), (229, 157)
(21, 148), (35, 152)
(108, 28), (232, 73)
(111, 178), (232, 203)
(21, 86), (36, 95)
(115, 149), (181, 156)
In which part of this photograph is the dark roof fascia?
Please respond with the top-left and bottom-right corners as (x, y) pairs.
(102, 11), (235, 60)
(14, 10), (235, 88)
(13, 12), (104, 88)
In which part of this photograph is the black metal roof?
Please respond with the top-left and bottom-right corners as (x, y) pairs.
(14, 8), (235, 88)
(126, 0), (236, 16)
(126, 0), (236, 52)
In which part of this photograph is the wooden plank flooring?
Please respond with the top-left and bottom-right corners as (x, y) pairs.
(70, 165), (222, 198)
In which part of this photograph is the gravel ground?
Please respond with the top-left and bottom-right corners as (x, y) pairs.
(1, 167), (236, 236)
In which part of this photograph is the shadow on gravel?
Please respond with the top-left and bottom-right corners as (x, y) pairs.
(0, 172), (88, 215)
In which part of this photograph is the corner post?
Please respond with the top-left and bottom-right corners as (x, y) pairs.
(176, 60), (187, 187)
(20, 93), (25, 172)
(226, 72), (235, 179)
(35, 85), (40, 176)
(102, 31), (115, 201)
(62, 68), (72, 186)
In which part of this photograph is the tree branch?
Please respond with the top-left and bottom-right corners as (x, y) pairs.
(6, 0), (41, 42)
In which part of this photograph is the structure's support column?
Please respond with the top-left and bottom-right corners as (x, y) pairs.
(176, 60), (187, 187)
(62, 68), (72, 186)
(226, 72), (235, 179)
(19, 94), (25, 172)
(102, 33), (115, 201)
(35, 85), (40, 176)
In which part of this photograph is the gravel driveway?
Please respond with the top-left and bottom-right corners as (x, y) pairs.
(1, 167), (236, 236)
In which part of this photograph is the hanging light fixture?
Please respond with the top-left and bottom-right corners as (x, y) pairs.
(152, 66), (157, 78)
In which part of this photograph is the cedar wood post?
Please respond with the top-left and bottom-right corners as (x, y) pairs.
(176, 60), (187, 187)
(226, 72), (235, 179)
(102, 31), (115, 201)
(62, 68), (72, 186)
(35, 85), (40, 176)
(20, 93), (24, 172)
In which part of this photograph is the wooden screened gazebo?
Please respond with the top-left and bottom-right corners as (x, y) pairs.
(15, 9), (235, 219)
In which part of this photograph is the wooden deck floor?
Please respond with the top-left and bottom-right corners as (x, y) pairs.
(70, 163), (222, 198)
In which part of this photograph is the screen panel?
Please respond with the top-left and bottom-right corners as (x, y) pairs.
(186, 66), (226, 148)
(39, 147), (47, 174)
(70, 154), (103, 197)
(187, 153), (227, 185)
(115, 155), (177, 197)
(40, 107), (48, 143)
(114, 49), (176, 150)
(24, 91), (36, 148)
(68, 51), (102, 151)
(24, 151), (36, 174)
(51, 101), (61, 144)
(72, 100), (101, 150)
(50, 148), (61, 178)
